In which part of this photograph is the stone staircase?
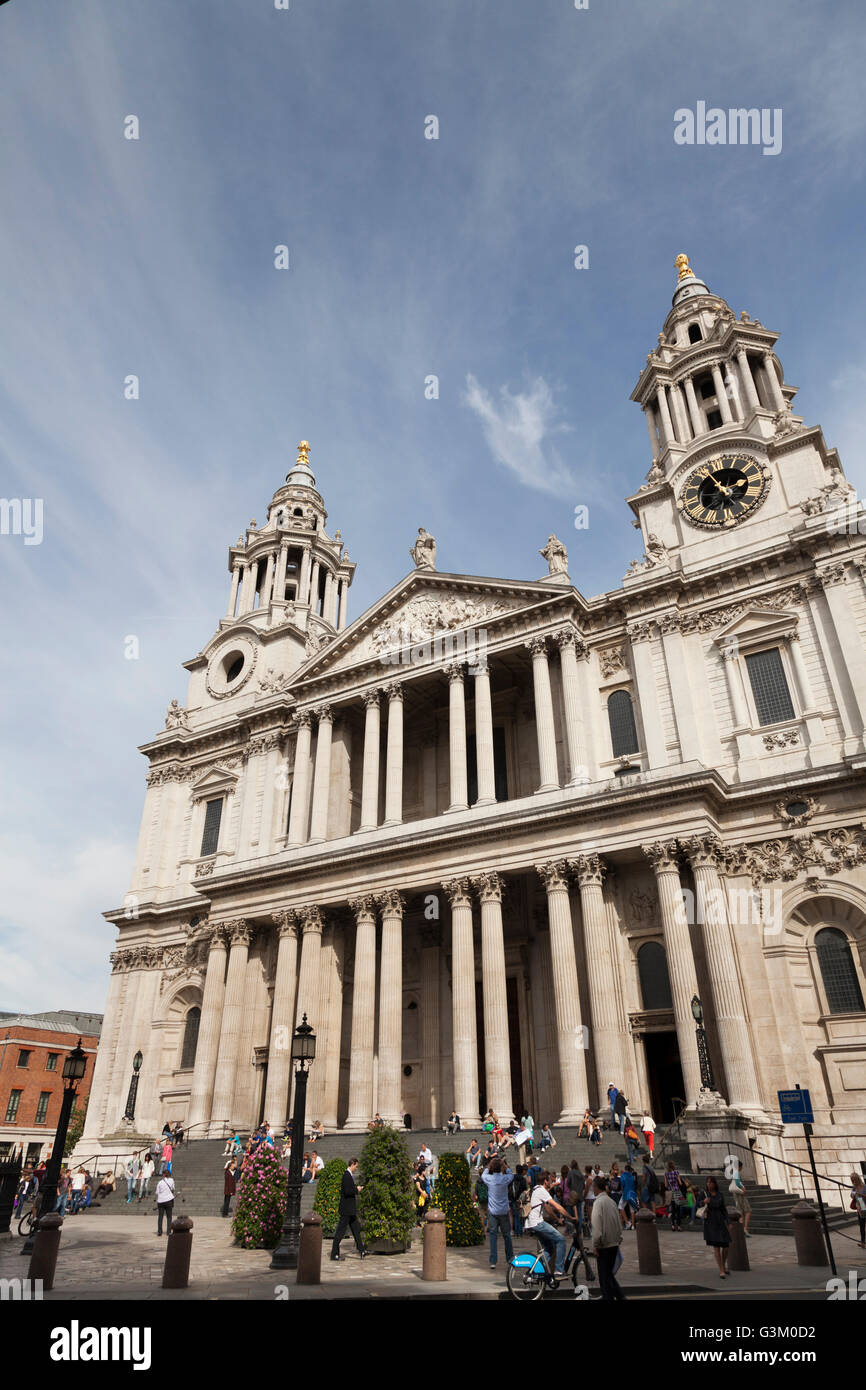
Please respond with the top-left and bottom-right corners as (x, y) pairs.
(85, 1126), (856, 1239)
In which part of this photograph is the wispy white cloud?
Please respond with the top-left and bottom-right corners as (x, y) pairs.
(463, 373), (576, 497)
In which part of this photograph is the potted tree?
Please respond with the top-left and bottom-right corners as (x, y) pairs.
(357, 1126), (415, 1254)
(432, 1152), (484, 1246)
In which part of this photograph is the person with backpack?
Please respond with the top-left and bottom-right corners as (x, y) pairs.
(510, 1163), (529, 1235)
(665, 1161), (684, 1231)
(641, 1158), (660, 1209)
(155, 1171), (175, 1235)
(613, 1090), (628, 1135)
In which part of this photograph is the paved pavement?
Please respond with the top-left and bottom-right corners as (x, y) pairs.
(3, 1213), (863, 1301)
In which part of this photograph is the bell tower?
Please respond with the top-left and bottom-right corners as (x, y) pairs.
(625, 255), (851, 579)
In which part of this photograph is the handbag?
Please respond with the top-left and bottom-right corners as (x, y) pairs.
(696, 1204), (707, 1219)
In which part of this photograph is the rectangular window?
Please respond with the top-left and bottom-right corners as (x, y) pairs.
(45, 1053), (59, 1071)
(5, 1090), (22, 1123)
(200, 797), (223, 857)
(16, 1050), (31, 1068)
(35, 1092), (51, 1125)
(745, 648), (795, 726)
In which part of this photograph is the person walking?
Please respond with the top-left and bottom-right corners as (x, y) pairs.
(665, 1161), (684, 1231)
(702, 1175), (731, 1277)
(70, 1167), (87, 1215)
(330, 1158), (366, 1260)
(624, 1120), (641, 1166)
(728, 1160), (752, 1236)
(613, 1090), (628, 1135)
(850, 1172), (866, 1247)
(640, 1157), (660, 1210)
(160, 1139), (173, 1175)
(156, 1172), (175, 1235)
(641, 1112), (656, 1156)
(510, 1164), (528, 1236)
(125, 1157), (138, 1203)
(607, 1084), (618, 1131)
(591, 1176), (626, 1300)
(620, 1165), (638, 1229)
(481, 1158), (514, 1270)
(138, 1155), (155, 1201)
(526, 1172), (568, 1280)
(222, 1159), (237, 1218)
(55, 1168), (71, 1217)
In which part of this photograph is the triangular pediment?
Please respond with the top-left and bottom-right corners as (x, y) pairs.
(190, 765), (240, 801)
(713, 606), (797, 650)
(295, 570), (571, 682)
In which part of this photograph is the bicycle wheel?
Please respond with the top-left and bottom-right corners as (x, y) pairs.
(17, 1210), (34, 1237)
(506, 1260), (546, 1301)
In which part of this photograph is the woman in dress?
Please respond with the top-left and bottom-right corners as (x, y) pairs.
(703, 1175), (731, 1277)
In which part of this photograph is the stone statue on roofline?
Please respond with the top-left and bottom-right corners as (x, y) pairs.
(410, 526), (437, 570)
(540, 534), (568, 576)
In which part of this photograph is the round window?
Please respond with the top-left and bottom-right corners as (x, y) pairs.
(223, 653), (245, 683)
(786, 800), (809, 818)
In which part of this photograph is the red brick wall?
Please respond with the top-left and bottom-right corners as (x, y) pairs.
(0, 1026), (99, 1137)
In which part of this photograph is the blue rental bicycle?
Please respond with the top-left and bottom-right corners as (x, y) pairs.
(506, 1218), (595, 1301)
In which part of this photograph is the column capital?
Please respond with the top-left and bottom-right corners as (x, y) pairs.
(442, 876), (473, 908)
(315, 703), (333, 724)
(224, 918), (251, 947)
(473, 870), (505, 904)
(444, 662), (465, 684)
(681, 834), (725, 871)
(555, 628), (589, 659)
(817, 562), (848, 588)
(383, 681), (404, 703)
(349, 894), (378, 922)
(778, 629), (800, 644)
(571, 852), (606, 887)
(362, 688), (381, 709)
(376, 888), (405, 918)
(273, 908), (299, 938)
(642, 840), (681, 874)
(627, 620), (655, 644)
(537, 859), (571, 892)
(294, 709), (314, 730)
(300, 905), (324, 936)
(525, 635), (549, 658)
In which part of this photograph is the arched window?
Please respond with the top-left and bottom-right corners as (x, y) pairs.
(638, 942), (673, 1011)
(815, 928), (864, 1014)
(607, 689), (639, 757)
(688, 322), (703, 344)
(180, 1006), (201, 1070)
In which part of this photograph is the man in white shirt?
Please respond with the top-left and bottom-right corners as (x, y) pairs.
(138, 1156), (155, 1201)
(418, 1144), (436, 1179)
(310, 1151), (325, 1178)
(155, 1173), (175, 1235)
(591, 1176), (625, 1301)
(526, 1172), (568, 1277)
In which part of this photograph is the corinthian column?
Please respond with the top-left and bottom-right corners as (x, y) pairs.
(209, 920), (251, 1134)
(684, 375), (703, 436)
(445, 664), (468, 812)
(472, 662), (496, 806)
(187, 927), (227, 1133)
(556, 630), (588, 785)
(287, 713), (313, 847)
(736, 348), (760, 412)
(377, 890), (404, 1126)
(571, 854), (624, 1106)
(711, 363), (733, 424)
(261, 910), (299, 1130)
(537, 861), (588, 1122)
(344, 896), (378, 1131)
(682, 836), (763, 1112)
(474, 872), (514, 1123)
(642, 842), (703, 1104)
(383, 683), (404, 826)
(294, 907), (324, 1029)
(526, 636), (559, 792)
(443, 877), (481, 1127)
(308, 705), (333, 843)
(359, 691), (381, 831)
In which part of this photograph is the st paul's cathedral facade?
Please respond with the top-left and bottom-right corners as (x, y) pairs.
(80, 257), (866, 1187)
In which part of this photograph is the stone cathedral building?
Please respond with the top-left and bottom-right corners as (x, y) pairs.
(82, 257), (866, 1186)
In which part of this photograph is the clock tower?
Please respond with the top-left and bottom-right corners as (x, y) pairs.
(625, 255), (852, 583)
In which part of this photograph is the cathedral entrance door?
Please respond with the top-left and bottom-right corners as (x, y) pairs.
(643, 1031), (685, 1124)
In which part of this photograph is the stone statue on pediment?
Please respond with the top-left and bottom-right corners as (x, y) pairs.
(410, 527), (437, 570)
(165, 699), (189, 730)
(541, 534), (568, 575)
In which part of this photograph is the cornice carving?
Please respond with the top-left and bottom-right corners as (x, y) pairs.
(195, 860), (215, 878)
(258, 668), (291, 695)
(763, 729), (799, 751)
(370, 595), (508, 654)
(723, 824), (866, 886)
(598, 647), (625, 678)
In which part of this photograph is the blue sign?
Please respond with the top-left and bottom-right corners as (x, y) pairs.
(778, 1089), (814, 1124)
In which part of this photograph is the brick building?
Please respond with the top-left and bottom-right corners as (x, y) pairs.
(0, 1011), (102, 1165)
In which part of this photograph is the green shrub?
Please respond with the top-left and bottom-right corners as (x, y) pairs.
(231, 1144), (287, 1249)
(313, 1157), (347, 1235)
(433, 1152), (484, 1246)
(357, 1126), (415, 1244)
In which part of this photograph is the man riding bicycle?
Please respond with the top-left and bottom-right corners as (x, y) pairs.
(526, 1170), (570, 1280)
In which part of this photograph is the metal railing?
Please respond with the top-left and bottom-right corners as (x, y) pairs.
(682, 1138), (856, 1214)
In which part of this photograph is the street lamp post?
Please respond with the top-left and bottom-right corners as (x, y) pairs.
(690, 995), (717, 1092)
(21, 1038), (88, 1257)
(270, 1016), (316, 1271)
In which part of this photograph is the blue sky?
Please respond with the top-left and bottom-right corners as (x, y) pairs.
(1, 0), (864, 1013)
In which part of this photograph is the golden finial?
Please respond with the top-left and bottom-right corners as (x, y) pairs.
(675, 253), (694, 282)
(297, 440), (311, 466)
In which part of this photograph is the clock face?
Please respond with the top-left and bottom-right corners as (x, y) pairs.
(677, 454), (769, 529)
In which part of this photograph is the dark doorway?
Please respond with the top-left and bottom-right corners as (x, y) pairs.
(643, 1032), (685, 1124)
